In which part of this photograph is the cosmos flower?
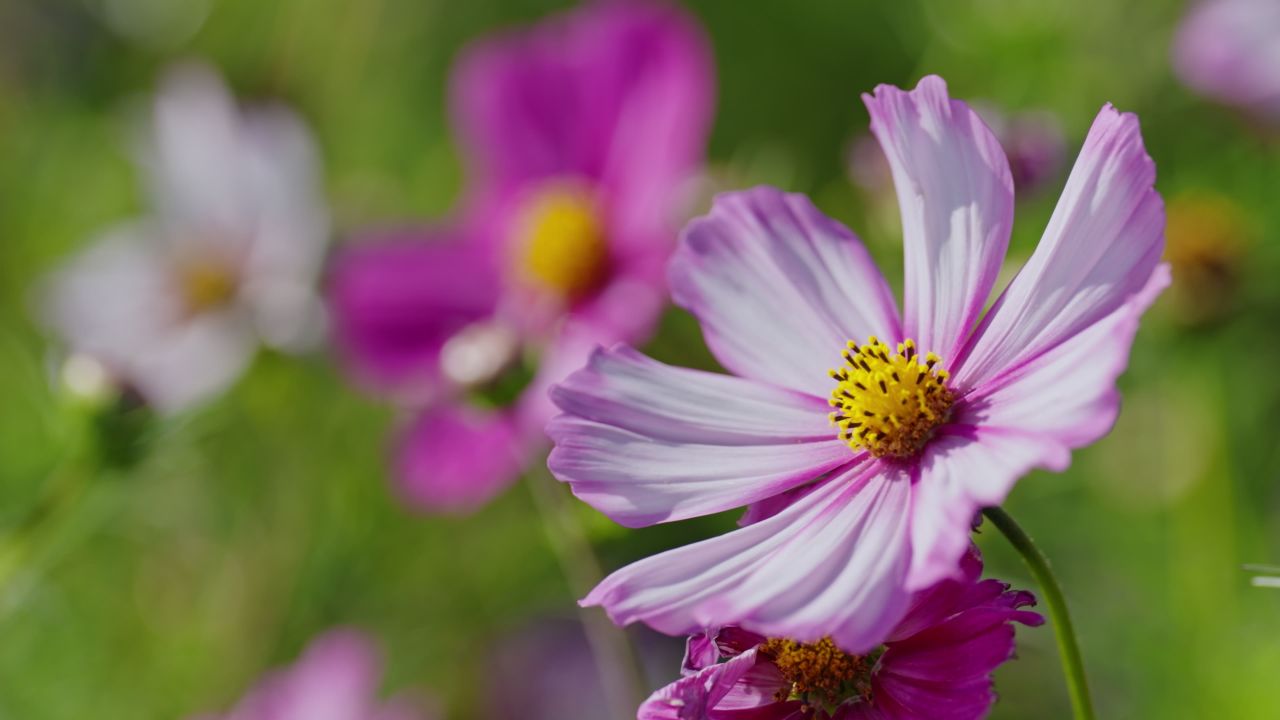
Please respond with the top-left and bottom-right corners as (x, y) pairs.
(1174, 0), (1280, 122)
(39, 63), (329, 414)
(638, 550), (1042, 720)
(328, 1), (713, 512)
(188, 629), (430, 720)
(549, 75), (1168, 651)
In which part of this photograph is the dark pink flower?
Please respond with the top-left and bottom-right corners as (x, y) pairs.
(548, 76), (1167, 651)
(328, 1), (714, 513)
(189, 629), (431, 720)
(638, 551), (1042, 720)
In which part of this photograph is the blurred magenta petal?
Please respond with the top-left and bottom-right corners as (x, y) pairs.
(394, 403), (527, 513)
(335, 0), (713, 513)
(1174, 0), (1280, 120)
(191, 629), (432, 720)
(639, 550), (1040, 720)
(450, 0), (713, 229)
(328, 231), (500, 394)
(551, 75), (1164, 646)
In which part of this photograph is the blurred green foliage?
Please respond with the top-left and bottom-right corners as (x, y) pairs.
(1, 0), (1278, 718)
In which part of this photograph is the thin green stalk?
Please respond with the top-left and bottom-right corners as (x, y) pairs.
(982, 506), (1096, 720)
(527, 466), (648, 717)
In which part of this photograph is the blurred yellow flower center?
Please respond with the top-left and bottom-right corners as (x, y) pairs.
(180, 262), (237, 313)
(517, 183), (608, 299)
(760, 636), (874, 709)
(828, 336), (954, 459)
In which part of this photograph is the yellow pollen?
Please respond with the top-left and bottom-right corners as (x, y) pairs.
(517, 183), (608, 299)
(828, 336), (954, 459)
(759, 636), (874, 709)
(179, 262), (237, 313)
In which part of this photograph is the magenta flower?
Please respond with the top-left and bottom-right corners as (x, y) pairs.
(39, 63), (329, 414)
(328, 1), (713, 513)
(549, 75), (1168, 651)
(638, 549), (1042, 720)
(1174, 0), (1280, 121)
(188, 629), (431, 720)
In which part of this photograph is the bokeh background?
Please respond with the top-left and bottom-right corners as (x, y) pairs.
(1, 0), (1278, 717)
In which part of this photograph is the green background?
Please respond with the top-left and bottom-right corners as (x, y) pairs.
(1, 0), (1277, 717)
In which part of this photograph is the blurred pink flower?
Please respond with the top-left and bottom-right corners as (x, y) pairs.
(328, 1), (714, 513)
(1174, 0), (1280, 121)
(638, 550), (1042, 720)
(39, 63), (329, 413)
(189, 629), (430, 720)
(549, 75), (1168, 651)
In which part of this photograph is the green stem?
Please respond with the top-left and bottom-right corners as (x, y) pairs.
(982, 506), (1096, 720)
(527, 466), (648, 717)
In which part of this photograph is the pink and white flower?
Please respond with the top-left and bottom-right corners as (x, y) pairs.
(188, 629), (431, 720)
(639, 550), (1042, 720)
(549, 75), (1168, 652)
(39, 63), (329, 413)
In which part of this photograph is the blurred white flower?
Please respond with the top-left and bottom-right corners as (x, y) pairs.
(39, 63), (329, 414)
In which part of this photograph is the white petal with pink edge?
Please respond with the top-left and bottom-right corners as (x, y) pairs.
(582, 461), (912, 654)
(669, 187), (901, 398)
(863, 75), (1015, 363)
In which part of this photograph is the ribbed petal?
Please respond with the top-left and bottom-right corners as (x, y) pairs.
(670, 187), (901, 397)
(637, 648), (769, 720)
(954, 103), (1165, 389)
(582, 462), (913, 654)
(905, 265), (1169, 589)
(548, 344), (851, 527)
(863, 75), (1014, 363)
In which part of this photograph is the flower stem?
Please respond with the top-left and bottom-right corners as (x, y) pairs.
(982, 506), (1095, 720)
(527, 465), (648, 717)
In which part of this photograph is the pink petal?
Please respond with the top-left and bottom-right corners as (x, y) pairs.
(954, 103), (1165, 389)
(637, 648), (768, 720)
(548, 345), (852, 527)
(906, 265), (1169, 589)
(669, 187), (902, 397)
(327, 231), (499, 394)
(582, 463), (913, 654)
(394, 403), (528, 514)
(862, 75), (1014, 363)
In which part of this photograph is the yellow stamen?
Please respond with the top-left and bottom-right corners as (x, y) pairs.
(760, 636), (875, 709)
(516, 182), (608, 298)
(179, 262), (237, 313)
(828, 336), (954, 459)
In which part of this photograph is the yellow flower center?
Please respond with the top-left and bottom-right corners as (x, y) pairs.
(759, 636), (876, 711)
(179, 262), (237, 313)
(516, 182), (608, 299)
(828, 336), (954, 459)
